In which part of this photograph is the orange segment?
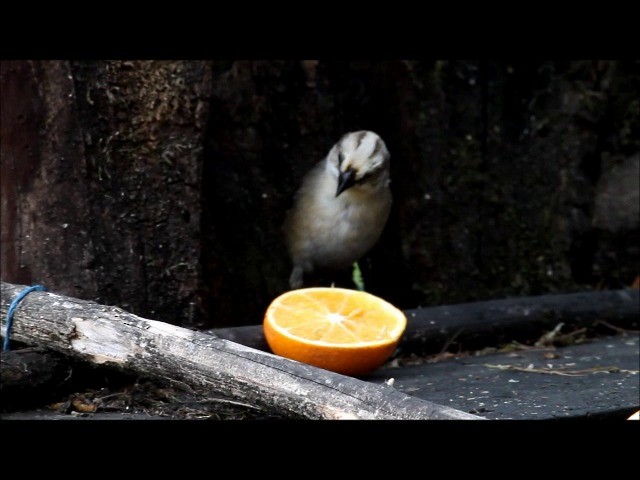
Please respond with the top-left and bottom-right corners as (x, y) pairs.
(263, 287), (407, 376)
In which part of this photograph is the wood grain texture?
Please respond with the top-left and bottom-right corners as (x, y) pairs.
(0, 282), (482, 420)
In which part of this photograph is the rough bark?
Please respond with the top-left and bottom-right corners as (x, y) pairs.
(1, 61), (97, 299)
(70, 60), (212, 327)
(0, 281), (482, 420)
(1, 60), (212, 328)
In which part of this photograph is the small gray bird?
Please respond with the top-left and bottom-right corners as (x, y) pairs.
(284, 130), (392, 289)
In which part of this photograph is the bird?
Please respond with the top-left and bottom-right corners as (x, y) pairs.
(284, 130), (392, 289)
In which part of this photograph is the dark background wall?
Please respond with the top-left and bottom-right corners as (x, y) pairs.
(2, 60), (638, 329)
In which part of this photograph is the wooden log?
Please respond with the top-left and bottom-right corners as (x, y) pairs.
(0, 347), (68, 390)
(0, 347), (72, 409)
(210, 289), (640, 354)
(399, 288), (639, 353)
(0, 282), (482, 420)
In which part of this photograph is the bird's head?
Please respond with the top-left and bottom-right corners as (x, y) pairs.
(327, 130), (390, 197)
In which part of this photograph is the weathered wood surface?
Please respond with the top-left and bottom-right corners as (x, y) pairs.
(1, 60), (211, 328)
(0, 282), (482, 420)
(3, 61), (638, 333)
(209, 289), (640, 354)
(0, 347), (68, 389)
(368, 333), (640, 419)
(0, 347), (72, 409)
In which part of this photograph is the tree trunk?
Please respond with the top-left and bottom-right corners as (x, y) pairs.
(1, 60), (212, 328)
(1, 61), (97, 298)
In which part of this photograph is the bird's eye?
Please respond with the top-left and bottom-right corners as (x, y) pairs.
(338, 152), (344, 164)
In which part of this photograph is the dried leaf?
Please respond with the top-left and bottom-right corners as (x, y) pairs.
(71, 398), (97, 413)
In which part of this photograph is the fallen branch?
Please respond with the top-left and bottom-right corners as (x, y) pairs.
(0, 282), (481, 420)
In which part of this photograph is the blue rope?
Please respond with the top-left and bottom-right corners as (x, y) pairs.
(3, 285), (46, 352)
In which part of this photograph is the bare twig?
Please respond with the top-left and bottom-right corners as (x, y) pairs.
(595, 320), (640, 334)
(484, 363), (639, 376)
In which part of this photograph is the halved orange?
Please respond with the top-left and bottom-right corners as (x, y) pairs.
(263, 287), (407, 376)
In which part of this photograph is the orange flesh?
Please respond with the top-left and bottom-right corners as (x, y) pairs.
(263, 288), (407, 376)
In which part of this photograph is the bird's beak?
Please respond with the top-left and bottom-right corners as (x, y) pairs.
(336, 169), (356, 197)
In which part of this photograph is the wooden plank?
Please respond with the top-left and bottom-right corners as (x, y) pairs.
(367, 334), (640, 419)
(0, 281), (482, 420)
